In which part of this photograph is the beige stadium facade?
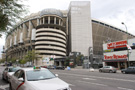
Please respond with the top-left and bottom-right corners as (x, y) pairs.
(4, 2), (135, 67)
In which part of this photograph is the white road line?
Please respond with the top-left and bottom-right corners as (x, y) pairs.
(55, 72), (135, 82)
(78, 80), (108, 86)
(117, 87), (134, 90)
(83, 78), (96, 80)
(68, 83), (75, 86)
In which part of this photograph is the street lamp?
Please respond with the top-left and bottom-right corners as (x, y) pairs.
(121, 22), (130, 67)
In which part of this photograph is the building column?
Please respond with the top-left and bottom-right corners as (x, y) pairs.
(23, 23), (27, 40)
(28, 21), (33, 39)
(37, 18), (40, 26)
(48, 16), (50, 24)
(43, 17), (45, 24)
(54, 17), (56, 24)
(40, 18), (42, 25)
(16, 28), (20, 44)
(61, 20), (63, 26)
(59, 19), (61, 25)
(117, 62), (120, 70)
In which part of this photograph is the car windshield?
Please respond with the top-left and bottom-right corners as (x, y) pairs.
(9, 67), (21, 72)
(26, 69), (56, 81)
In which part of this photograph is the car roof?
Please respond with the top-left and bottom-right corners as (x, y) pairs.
(20, 67), (48, 71)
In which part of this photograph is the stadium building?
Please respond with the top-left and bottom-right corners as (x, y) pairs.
(3, 1), (135, 67)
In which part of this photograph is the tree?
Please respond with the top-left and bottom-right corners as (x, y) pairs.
(23, 50), (39, 65)
(0, 0), (27, 36)
(10, 57), (16, 64)
(19, 59), (27, 66)
(64, 57), (70, 66)
(0, 58), (6, 63)
(76, 54), (84, 66)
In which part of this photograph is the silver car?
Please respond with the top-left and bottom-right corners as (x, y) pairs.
(99, 66), (117, 73)
(2, 66), (21, 82)
(9, 67), (71, 90)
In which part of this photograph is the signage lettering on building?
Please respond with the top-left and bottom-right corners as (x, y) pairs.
(104, 54), (127, 60)
(107, 40), (127, 49)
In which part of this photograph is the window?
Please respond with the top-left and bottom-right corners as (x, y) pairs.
(5, 68), (8, 71)
(14, 70), (21, 78)
(19, 70), (25, 80)
(26, 69), (56, 81)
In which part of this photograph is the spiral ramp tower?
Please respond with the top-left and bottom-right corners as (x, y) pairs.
(35, 9), (67, 66)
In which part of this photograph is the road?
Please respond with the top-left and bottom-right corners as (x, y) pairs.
(0, 66), (9, 90)
(50, 69), (135, 90)
(0, 66), (135, 90)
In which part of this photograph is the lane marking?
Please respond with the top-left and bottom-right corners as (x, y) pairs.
(117, 87), (133, 90)
(68, 83), (75, 86)
(83, 78), (96, 80)
(78, 80), (108, 86)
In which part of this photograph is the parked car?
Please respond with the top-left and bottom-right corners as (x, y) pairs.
(9, 67), (71, 90)
(41, 65), (47, 68)
(2, 66), (21, 82)
(47, 65), (55, 69)
(99, 66), (117, 73)
(121, 66), (135, 74)
(56, 66), (65, 70)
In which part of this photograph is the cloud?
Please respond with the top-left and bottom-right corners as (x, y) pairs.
(0, 35), (5, 58)
(91, 0), (135, 35)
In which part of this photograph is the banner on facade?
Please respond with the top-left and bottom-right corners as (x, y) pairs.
(107, 40), (127, 49)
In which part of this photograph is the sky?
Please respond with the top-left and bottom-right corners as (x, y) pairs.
(0, 0), (135, 58)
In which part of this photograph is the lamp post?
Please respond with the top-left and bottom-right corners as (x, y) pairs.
(121, 22), (130, 67)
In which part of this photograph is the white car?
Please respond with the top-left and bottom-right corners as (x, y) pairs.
(9, 67), (71, 90)
(2, 66), (21, 82)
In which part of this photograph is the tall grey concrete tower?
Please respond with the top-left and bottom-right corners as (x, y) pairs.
(68, 1), (93, 56)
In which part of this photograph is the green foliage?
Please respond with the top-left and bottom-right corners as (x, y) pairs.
(10, 57), (16, 64)
(0, 58), (6, 63)
(0, 0), (28, 36)
(19, 59), (27, 64)
(64, 57), (70, 66)
(23, 50), (39, 65)
(76, 54), (84, 66)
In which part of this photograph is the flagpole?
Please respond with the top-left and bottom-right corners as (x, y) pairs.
(121, 22), (130, 67)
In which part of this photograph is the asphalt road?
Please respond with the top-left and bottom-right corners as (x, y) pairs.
(0, 66), (9, 90)
(50, 69), (135, 90)
(0, 66), (135, 90)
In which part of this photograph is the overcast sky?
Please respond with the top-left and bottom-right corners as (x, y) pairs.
(0, 0), (135, 58)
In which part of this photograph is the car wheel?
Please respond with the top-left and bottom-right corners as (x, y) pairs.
(109, 70), (113, 73)
(9, 83), (12, 90)
(99, 70), (102, 72)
